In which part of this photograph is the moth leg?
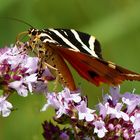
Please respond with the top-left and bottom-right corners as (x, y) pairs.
(43, 62), (60, 91)
(38, 56), (57, 77)
(37, 58), (46, 78)
(43, 62), (57, 71)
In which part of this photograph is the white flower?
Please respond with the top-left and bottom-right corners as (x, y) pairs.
(56, 101), (69, 118)
(98, 102), (109, 119)
(93, 120), (108, 138)
(41, 92), (60, 111)
(106, 103), (129, 121)
(133, 117), (140, 131)
(41, 91), (70, 118)
(130, 113), (140, 132)
(9, 74), (37, 96)
(76, 101), (95, 122)
(22, 57), (39, 73)
(122, 93), (140, 114)
(23, 73), (37, 92)
(60, 88), (81, 103)
(5, 47), (26, 69)
(8, 81), (28, 97)
(0, 96), (13, 117)
(41, 88), (82, 118)
(109, 86), (121, 105)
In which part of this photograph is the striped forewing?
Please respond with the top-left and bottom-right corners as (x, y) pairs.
(38, 29), (103, 59)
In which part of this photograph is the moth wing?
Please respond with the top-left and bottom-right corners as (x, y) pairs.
(50, 44), (140, 86)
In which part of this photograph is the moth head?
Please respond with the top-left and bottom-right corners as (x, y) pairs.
(27, 29), (40, 49)
(28, 28), (39, 36)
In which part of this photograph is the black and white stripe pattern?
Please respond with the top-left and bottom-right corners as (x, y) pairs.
(36, 28), (103, 59)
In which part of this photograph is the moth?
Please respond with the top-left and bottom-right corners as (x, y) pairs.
(17, 28), (140, 91)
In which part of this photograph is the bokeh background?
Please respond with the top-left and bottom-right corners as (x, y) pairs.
(0, 0), (140, 139)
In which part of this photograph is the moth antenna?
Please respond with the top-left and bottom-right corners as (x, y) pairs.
(0, 17), (34, 28)
(0, 17), (35, 41)
(16, 31), (28, 42)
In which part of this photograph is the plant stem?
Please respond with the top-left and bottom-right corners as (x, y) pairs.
(71, 122), (80, 140)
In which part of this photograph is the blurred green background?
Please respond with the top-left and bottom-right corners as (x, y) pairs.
(0, 0), (140, 139)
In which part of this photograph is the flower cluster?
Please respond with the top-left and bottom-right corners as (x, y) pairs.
(42, 86), (140, 140)
(0, 44), (52, 117)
